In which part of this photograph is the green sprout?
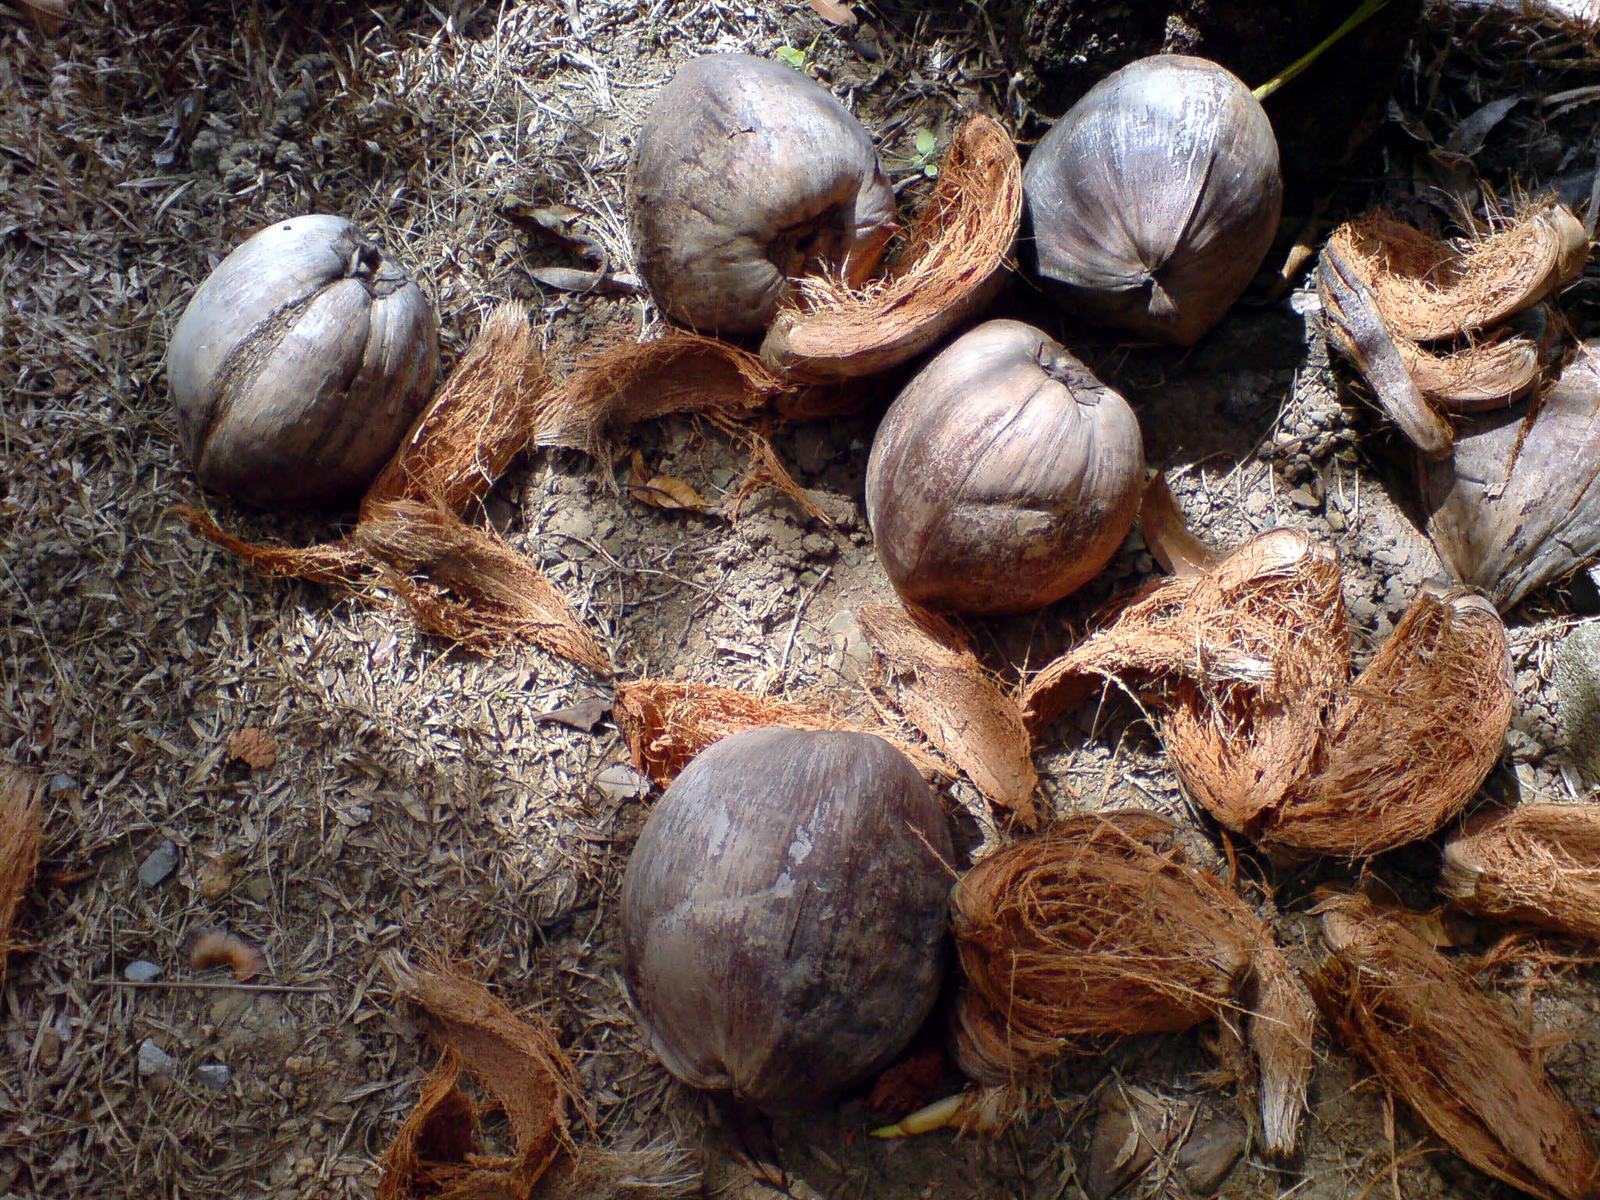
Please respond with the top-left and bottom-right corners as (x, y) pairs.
(911, 128), (939, 178)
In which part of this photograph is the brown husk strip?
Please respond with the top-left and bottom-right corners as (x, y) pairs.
(1397, 326), (1545, 413)
(1419, 340), (1600, 612)
(1441, 803), (1600, 940)
(378, 965), (583, 1200)
(1318, 240), (1455, 457)
(182, 304), (611, 671)
(1313, 894), (1600, 1200)
(612, 679), (945, 787)
(0, 767), (41, 989)
(759, 113), (1023, 382)
(950, 812), (1314, 1155)
(1325, 202), (1589, 343)
(857, 602), (1038, 826)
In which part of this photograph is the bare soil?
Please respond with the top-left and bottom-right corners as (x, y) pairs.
(3, 2), (1600, 1199)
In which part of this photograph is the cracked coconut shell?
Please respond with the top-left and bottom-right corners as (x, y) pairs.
(1022, 55), (1282, 346)
(865, 319), (1145, 615)
(168, 214), (439, 508)
(620, 727), (953, 1111)
(628, 53), (896, 336)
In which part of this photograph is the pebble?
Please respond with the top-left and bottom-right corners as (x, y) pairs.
(137, 1039), (177, 1077)
(197, 1062), (231, 1090)
(137, 840), (179, 888)
(1286, 486), (1320, 509)
(124, 960), (162, 983)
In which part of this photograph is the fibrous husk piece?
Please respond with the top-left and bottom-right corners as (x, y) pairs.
(1265, 582), (1511, 856)
(1441, 803), (1600, 941)
(1396, 321), (1548, 414)
(949, 812), (1314, 1155)
(760, 113), (1023, 382)
(612, 679), (945, 788)
(1420, 341), (1600, 612)
(1028, 528), (1512, 855)
(1325, 202), (1588, 343)
(1314, 894), (1600, 1200)
(0, 767), (41, 989)
(378, 965), (583, 1200)
(858, 602), (1037, 826)
(355, 499), (609, 673)
(182, 305), (611, 672)
(1024, 529), (1347, 830)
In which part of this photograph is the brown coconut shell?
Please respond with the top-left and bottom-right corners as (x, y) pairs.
(1314, 895), (1600, 1200)
(1028, 527), (1513, 856)
(950, 811), (1315, 1156)
(1441, 803), (1600, 941)
(760, 113), (1023, 382)
(1419, 341), (1600, 612)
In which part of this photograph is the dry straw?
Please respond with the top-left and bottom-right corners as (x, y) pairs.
(760, 113), (1023, 382)
(1314, 894), (1600, 1200)
(948, 812), (1315, 1157)
(0, 766), (41, 989)
(612, 679), (944, 787)
(1027, 516), (1512, 857)
(858, 602), (1038, 826)
(1441, 803), (1600, 941)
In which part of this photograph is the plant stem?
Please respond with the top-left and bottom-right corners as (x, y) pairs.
(1253, 0), (1392, 102)
(89, 978), (332, 994)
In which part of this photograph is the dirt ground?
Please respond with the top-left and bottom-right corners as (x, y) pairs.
(5, 1), (1600, 1198)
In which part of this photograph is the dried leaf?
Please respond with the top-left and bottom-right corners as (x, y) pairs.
(1420, 340), (1600, 611)
(803, 0), (857, 26)
(379, 965), (583, 1200)
(1441, 803), (1600, 940)
(530, 265), (643, 296)
(535, 698), (612, 733)
(1314, 895), (1600, 1200)
(190, 929), (266, 981)
(626, 452), (707, 512)
(0, 767), (42, 989)
(761, 114), (1022, 381)
(857, 603), (1037, 826)
(227, 727), (278, 770)
(612, 679), (945, 787)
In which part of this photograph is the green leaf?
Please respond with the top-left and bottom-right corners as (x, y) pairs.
(913, 129), (937, 157)
(775, 46), (806, 68)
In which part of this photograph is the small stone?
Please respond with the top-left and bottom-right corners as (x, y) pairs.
(138, 840), (179, 888)
(594, 763), (651, 802)
(1324, 508), (1348, 532)
(197, 1062), (231, 1090)
(124, 960), (162, 983)
(792, 425), (833, 475)
(46, 774), (78, 798)
(38, 1028), (61, 1069)
(137, 1039), (177, 1077)
(1286, 486), (1320, 509)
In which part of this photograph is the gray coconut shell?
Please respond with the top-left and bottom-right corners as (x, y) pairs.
(620, 726), (952, 1111)
(167, 214), (438, 508)
(865, 319), (1145, 615)
(1023, 54), (1282, 346)
(628, 53), (897, 335)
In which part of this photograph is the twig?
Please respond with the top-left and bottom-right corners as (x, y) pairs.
(89, 978), (332, 994)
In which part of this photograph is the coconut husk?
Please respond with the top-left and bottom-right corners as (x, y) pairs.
(1138, 472), (1223, 580)
(1024, 529), (1347, 832)
(857, 602), (1037, 827)
(1325, 202), (1588, 343)
(182, 304), (611, 672)
(949, 812), (1314, 1155)
(1313, 894), (1600, 1200)
(611, 679), (946, 786)
(0, 766), (41, 989)
(1028, 530), (1512, 855)
(1441, 803), (1600, 941)
(1419, 340), (1600, 612)
(378, 965), (584, 1200)
(759, 113), (1023, 382)
(1397, 324), (1547, 413)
